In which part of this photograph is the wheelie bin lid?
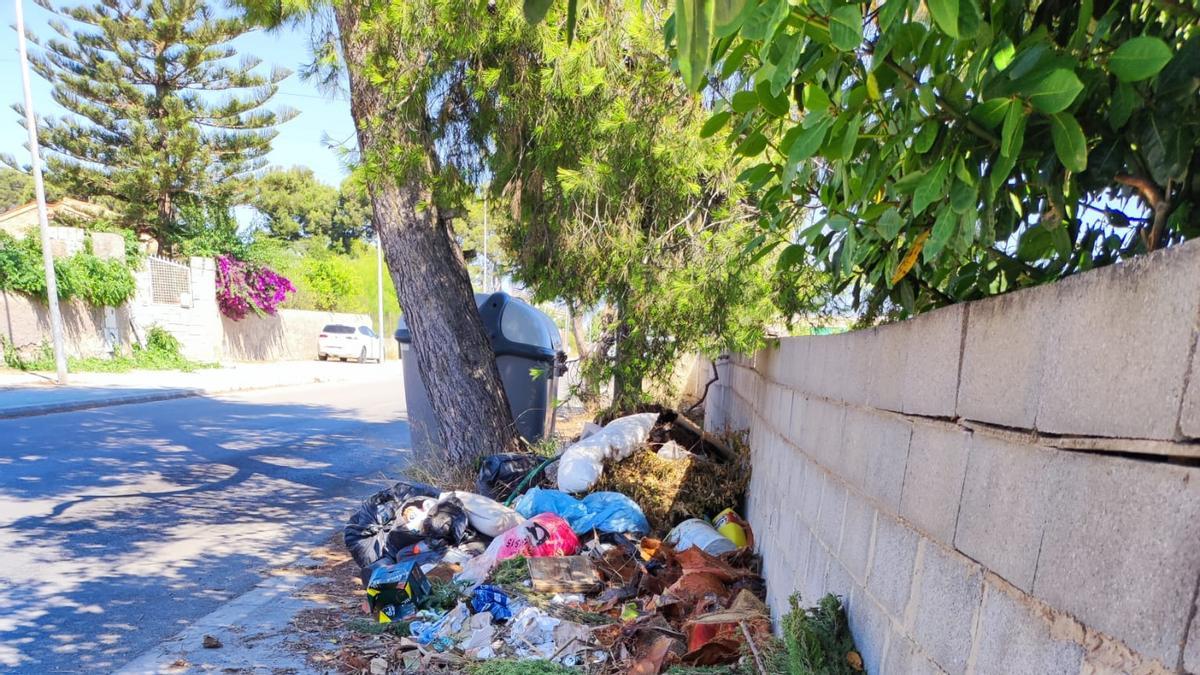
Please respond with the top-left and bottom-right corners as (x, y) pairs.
(394, 292), (561, 360)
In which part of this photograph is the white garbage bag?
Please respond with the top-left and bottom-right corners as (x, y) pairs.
(556, 412), (657, 493)
(442, 490), (526, 538)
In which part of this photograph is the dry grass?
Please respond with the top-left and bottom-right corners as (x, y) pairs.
(402, 445), (480, 493)
(594, 439), (751, 535)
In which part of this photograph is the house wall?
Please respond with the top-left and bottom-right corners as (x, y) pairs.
(704, 240), (1200, 673)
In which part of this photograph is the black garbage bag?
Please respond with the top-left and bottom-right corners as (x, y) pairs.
(476, 453), (549, 501)
(422, 494), (470, 545)
(344, 480), (440, 571)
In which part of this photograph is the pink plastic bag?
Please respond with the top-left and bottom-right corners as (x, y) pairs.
(457, 513), (579, 584)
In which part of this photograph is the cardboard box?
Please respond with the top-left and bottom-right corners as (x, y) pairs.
(366, 560), (432, 623)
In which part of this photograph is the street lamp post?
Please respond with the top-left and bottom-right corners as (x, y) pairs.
(14, 0), (68, 385)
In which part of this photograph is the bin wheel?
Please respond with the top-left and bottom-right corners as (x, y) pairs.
(318, 354), (328, 361)
(359, 347), (367, 364)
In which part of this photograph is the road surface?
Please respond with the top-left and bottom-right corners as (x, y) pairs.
(0, 375), (412, 673)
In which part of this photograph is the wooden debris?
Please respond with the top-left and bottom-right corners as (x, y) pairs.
(527, 556), (602, 593)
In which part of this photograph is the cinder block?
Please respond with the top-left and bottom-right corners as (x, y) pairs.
(867, 514), (919, 617)
(824, 559), (856, 601)
(957, 288), (1044, 429)
(860, 412), (913, 512)
(1185, 594), (1200, 674)
(801, 399), (846, 469)
(817, 477), (847, 548)
(971, 581), (1083, 675)
(1033, 451), (1200, 666)
(1037, 239), (1200, 439)
(867, 323), (907, 413)
(839, 491), (877, 583)
(802, 460), (825, 524)
(900, 421), (970, 544)
(954, 435), (1054, 592)
(846, 594), (892, 675)
(884, 634), (947, 675)
(803, 538), (831, 606)
(1182, 330), (1200, 438)
(774, 337), (808, 392)
(788, 393), (808, 445)
(910, 541), (983, 674)
(836, 407), (872, 489)
(900, 304), (965, 418)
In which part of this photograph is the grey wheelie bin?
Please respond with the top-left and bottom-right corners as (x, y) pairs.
(395, 292), (566, 456)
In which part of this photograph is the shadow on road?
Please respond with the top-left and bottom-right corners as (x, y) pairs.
(0, 390), (411, 672)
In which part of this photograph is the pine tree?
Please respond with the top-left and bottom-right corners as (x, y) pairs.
(18, 0), (296, 248)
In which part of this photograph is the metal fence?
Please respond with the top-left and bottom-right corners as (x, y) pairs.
(148, 256), (192, 305)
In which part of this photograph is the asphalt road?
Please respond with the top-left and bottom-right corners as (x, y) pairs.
(0, 376), (412, 673)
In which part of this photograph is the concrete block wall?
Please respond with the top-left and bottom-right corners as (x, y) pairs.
(706, 240), (1200, 674)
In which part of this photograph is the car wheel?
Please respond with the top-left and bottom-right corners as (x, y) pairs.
(318, 354), (328, 361)
(359, 347), (367, 364)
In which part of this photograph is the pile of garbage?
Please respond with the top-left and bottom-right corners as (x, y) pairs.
(343, 409), (768, 674)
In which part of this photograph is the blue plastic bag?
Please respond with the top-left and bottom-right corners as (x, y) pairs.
(514, 487), (649, 536)
(470, 583), (512, 620)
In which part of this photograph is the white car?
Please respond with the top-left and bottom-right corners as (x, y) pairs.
(318, 324), (382, 363)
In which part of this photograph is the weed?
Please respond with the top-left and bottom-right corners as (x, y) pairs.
(468, 660), (575, 675)
(780, 593), (861, 674)
(489, 556), (529, 587)
(346, 617), (410, 636)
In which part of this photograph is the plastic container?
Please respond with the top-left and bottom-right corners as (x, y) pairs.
(712, 508), (748, 548)
(396, 292), (565, 455)
(664, 518), (738, 556)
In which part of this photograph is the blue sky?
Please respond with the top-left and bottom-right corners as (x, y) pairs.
(1, 0), (356, 188)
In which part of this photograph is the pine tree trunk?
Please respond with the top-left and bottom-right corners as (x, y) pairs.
(611, 299), (643, 408)
(335, 5), (519, 464)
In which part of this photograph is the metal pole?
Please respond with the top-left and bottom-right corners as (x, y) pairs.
(376, 234), (385, 364)
(482, 195), (489, 293)
(15, 0), (67, 385)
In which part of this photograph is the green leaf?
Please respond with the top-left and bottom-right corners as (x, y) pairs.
(841, 113), (862, 160)
(715, 0), (750, 37)
(677, 0), (716, 92)
(877, 207), (903, 240)
(757, 79), (790, 117)
(802, 84), (832, 122)
(987, 151), (1016, 199)
(971, 98), (1011, 129)
(829, 5), (862, 52)
(912, 160), (948, 217)
(735, 132), (769, 156)
(523, 0), (553, 23)
(700, 111), (732, 138)
(776, 243), (806, 269)
(1026, 68), (1083, 114)
(927, 0), (959, 37)
(992, 38), (1016, 71)
(1108, 82), (1135, 130)
(1000, 99), (1026, 158)
(924, 206), (957, 261)
(1049, 112), (1087, 172)
(782, 119), (831, 189)
(741, 0), (784, 40)
(950, 179), (977, 213)
(914, 123), (938, 153)
(770, 35), (803, 96)
(1109, 36), (1173, 82)
(731, 90), (759, 112)
(720, 40), (754, 80)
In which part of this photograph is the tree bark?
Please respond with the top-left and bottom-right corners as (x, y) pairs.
(334, 4), (519, 464)
(611, 299), (643, 408)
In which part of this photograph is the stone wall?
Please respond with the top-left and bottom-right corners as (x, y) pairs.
(223, 308), (376, 362)
(704, 240), (1200, 674)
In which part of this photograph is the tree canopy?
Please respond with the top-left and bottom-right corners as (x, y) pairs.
(661, 0), (1200, 317)
(20, 0), (297, 247)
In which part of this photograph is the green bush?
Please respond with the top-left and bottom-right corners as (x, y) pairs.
(1, 327), (216, 373)
(0, 232), (138, 306)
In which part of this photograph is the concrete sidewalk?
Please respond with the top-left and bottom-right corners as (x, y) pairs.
(0, 360), (401, 418)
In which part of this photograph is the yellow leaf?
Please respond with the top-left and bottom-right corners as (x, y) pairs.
(866, 72), (881, 101)
(890, 230), (930, 286)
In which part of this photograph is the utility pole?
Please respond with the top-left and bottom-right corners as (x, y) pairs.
(15, 0), (67, 385)
(482, 195), (489, 293)
(376, 234), (385, 364)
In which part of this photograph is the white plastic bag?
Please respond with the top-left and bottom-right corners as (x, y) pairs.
(442, 490), (525, 538)
(556, 413), (657, 493)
